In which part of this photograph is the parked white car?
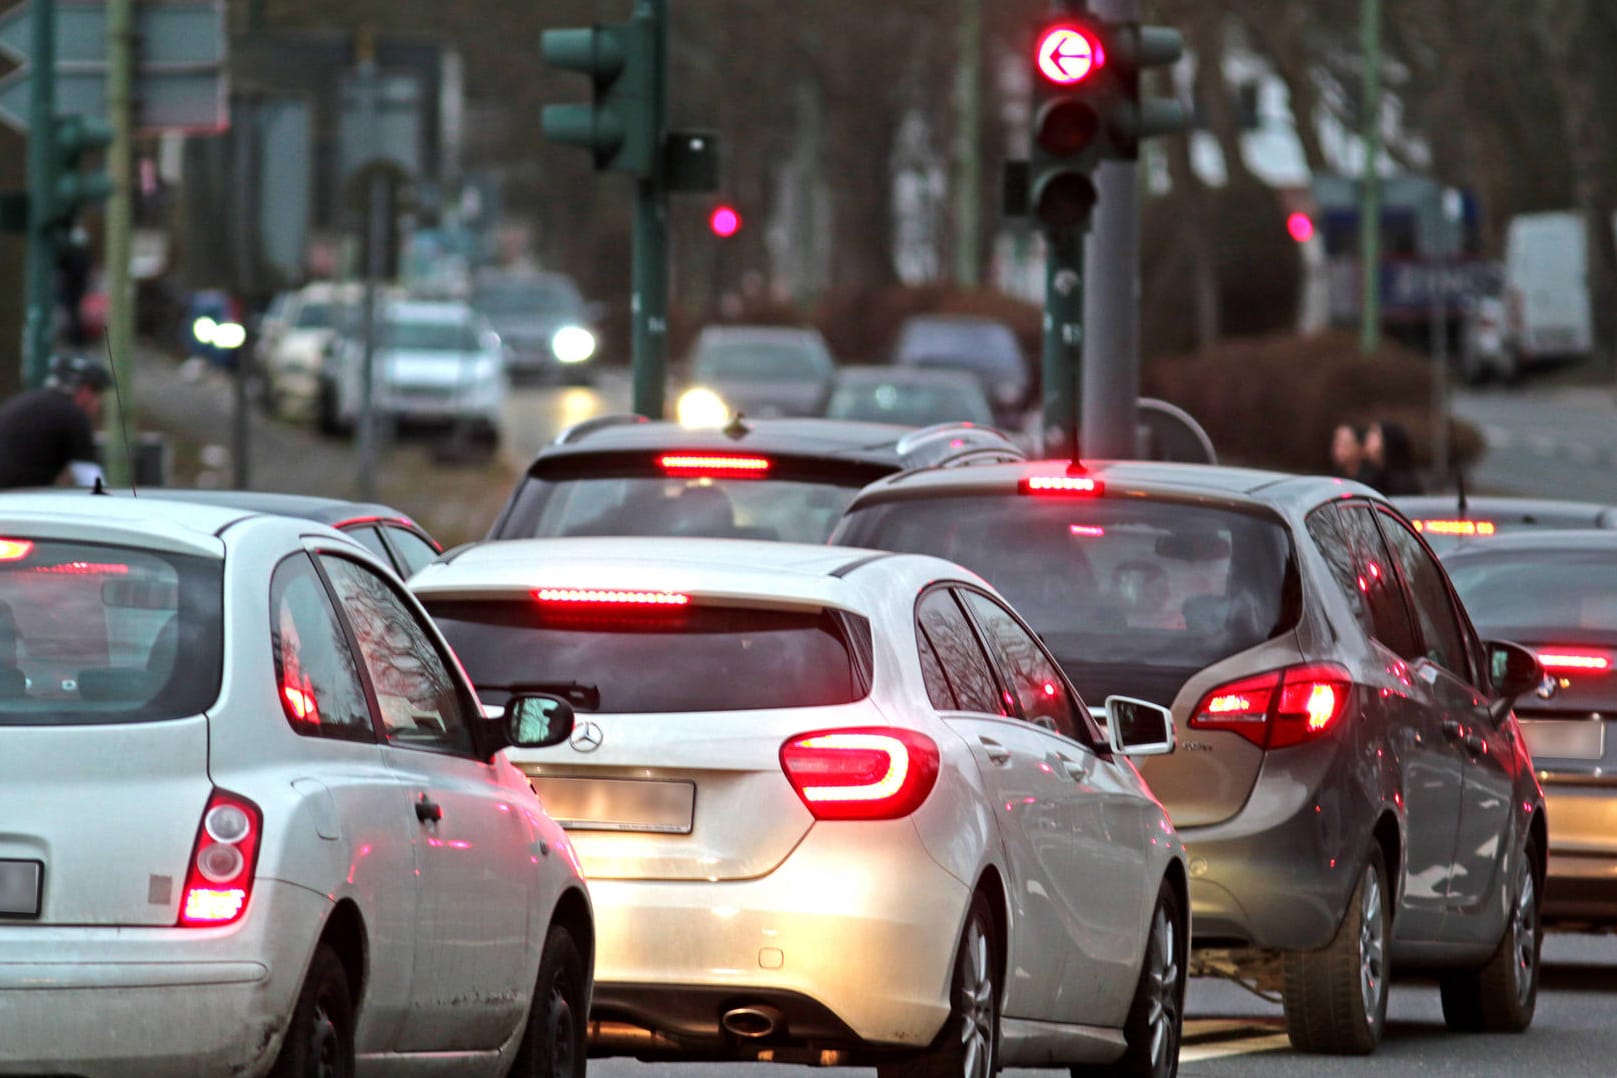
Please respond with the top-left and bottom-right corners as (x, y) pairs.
(412, 537), (1188, 1078)
(256, 281), (364, 420)
(0, 493), (592, 1078)
(321, 298), (507, 444)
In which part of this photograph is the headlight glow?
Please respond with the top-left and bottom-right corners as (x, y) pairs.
(192, 316), (218, 344)
(211, 322), (247, 350)
(551, 326), (597, 364)
(676, 387), (730, 429)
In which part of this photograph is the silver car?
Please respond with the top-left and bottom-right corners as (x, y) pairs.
(412, 537), (1188, 1078)
(0, 493), (591, 1077)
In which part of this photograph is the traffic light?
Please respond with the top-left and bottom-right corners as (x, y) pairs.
(708, 203), (741, 238)
(541, 16), (660, 177)
(1103, 23), (1188, 159)
(1029, 19), (1107, 232)
(48, 115), (113, 225)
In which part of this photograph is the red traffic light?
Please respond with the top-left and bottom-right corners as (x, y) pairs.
(1286, 212), (1315, 243)
(1036, 25), (1104, 85)
(709, 204), (741, 238)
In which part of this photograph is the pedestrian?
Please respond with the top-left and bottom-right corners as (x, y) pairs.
(1328, 422), (1365, 479)
(0, 355), (111, 490)
(1360, 420), (1424, 495)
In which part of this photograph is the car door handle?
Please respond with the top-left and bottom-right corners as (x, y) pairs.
(1464, 733), (1487, 756)
(978, 737), (1012, 766)
(1057, 754), (1091, 782)
(1442, 718), (1465, 742)
(415, 795), (443, 823)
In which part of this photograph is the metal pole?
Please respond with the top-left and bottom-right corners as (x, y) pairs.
(102, 0), (134, 485)
(22, 0), (57, 388)
(1359, 0), (1382, 355)
(357, 170), (385, 502)
(1081, 0), (1141, 459)
(629, 0), (668, 418)
(951, 0), (983, 287)
(1430, 288), (1448, 482)
(1041, 230), (1085, 461)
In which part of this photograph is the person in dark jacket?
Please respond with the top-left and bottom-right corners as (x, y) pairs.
(0, 355), (110, 490)
(1360, 420), (1424, 495)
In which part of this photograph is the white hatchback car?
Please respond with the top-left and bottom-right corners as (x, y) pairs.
(0, 494), (592, 1078)
(411, 538), (1189, 1078)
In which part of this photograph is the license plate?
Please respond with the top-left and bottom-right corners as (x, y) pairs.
(0, 859), (42, 918)
(1521, 719), (1606, 761)
(529, 777), (695, 834)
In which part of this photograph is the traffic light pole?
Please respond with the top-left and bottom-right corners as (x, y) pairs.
(103, 0), (136, 486)
(22, 0), (56, 388)
(629, 0), (669, 419)
(1041, 230), (1085, 463)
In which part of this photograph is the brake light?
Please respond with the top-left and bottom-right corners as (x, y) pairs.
(0, 539), (33, 561)
(179, 790), (262, 927)
(1020, 475), (1104, 496)
(780, 727), (940, 821)
(1537, 649), (1612, 674)
(1414, 519), (1496, 537)
(1190, 664), (1352, 749)
(1069, 524), (1106, 537)
(656, 453), (772, 478)
(534, 587), (691, 607)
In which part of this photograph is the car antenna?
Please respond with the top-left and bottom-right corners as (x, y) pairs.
(723, 412), (751, 441)
(1454, 457), (1468, 518)
(103, 335), (137, 497)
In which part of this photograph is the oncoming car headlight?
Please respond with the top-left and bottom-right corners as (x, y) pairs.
(676, 387), (730, 429)
(551, 326), (597, 364)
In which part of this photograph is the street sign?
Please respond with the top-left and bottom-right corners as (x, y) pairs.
(0, 0), (226, 133)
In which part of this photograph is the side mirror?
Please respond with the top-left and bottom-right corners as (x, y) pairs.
(1487, 640), (1544, 701)
(505, 693), (575, 749)
(1105, 696), (1176, 757)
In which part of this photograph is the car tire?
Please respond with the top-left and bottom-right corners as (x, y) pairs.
(1438, 838), (1541, 1033)
(877, 893), (998, 1078)
(1282, 847), (1389, 1055)
(269, 942), (355, 1078)
(316, 380), (348, 438)
(1072, 882), (1185, 1078)
(510, 924), (589, 1078)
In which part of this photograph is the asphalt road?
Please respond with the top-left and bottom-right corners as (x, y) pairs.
(584, 934), (1617, 1078)
(1451, 384), (1617, 502)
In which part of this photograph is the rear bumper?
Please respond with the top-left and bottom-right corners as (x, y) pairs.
(0, 879), (328, 1078)
(1542, 781), (1617, 923)
(586, 819), (969, 1054)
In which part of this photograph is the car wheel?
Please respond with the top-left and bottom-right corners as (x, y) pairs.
(1282, 847), (1389, 1055)
(316, 380), (347, 437)
(269, 942), (355, 1078)
(1439, 838), (1541, 1033)
(1073, 882), (1185, 1078)
(511, 924), (589, 1078)
(878, 893), (998, 1078)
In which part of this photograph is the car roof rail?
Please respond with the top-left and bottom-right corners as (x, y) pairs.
(894, 423), (1026, 469)
(551, 413), (650, 446)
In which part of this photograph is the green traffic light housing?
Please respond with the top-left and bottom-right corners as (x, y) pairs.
(540, 18), (660, 177)
(50, 115), (113, 224)
(1103, 23), (1190, 158)
(1026, 18), (1108, 233)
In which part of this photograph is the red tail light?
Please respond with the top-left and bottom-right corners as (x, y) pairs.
(1413, 519), (1496, 538)
(1020, 475), (1104, 496)
(656, 453), (772, 478)
(780, 727), (940, 821)
(534, 587), (691, 607)
(1190, 664), (1352, 749)
(0, 538), (33, 561)
(179, 790), (262, 927)
(1537, 649), (1613, 674)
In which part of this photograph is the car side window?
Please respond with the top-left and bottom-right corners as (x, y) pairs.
(269, 554), (375, 741)
(1338, 504), (1422, 660)
(1376, 510), (1473, 680)
(958, 589), (1083, 740)
(916, 589), (1005, 715)
(384, 526), (440, 577)
(1305, 504), (1373, 637)
(917, 629), (957, 711)
(318, 554), (476, 756)
(344, 525), (392, 565)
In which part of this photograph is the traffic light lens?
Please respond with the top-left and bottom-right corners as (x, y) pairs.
(709, 205), (741, 238)
(1037, 100), (1100, 157)
(1036, 26), (1104, 85)
(1035, 172), (1098, 231)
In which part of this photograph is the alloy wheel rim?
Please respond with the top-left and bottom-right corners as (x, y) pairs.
(1514, 865), (1538, 1008)
(958, 918), (994, 1078)
(311, 999), (340, 1078)
(549, 975), (578, 1078)
(1358, 866), (1386, 1022)
(1145, 904), (1181, 1074)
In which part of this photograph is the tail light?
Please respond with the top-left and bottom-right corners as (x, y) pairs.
(1537, 649), (1613, 674)
(534, 587), (691, 607)
(1190, 664), (1352, 750)
(656, 453), (771, 478)
(780, 727), (940, 821)
(1413, 519), (1496, 538)
(1019, 474), (1104, 496)
(179, 790), (262, 927)
(0, 538), (34, 560)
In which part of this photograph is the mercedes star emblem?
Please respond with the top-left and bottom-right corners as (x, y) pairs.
(570, 720), (604, 753)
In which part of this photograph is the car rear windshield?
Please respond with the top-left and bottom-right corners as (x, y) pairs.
(0, 539), (224, 726)
(383, 319), (479, 352)
(493, 460), (890, 544)
(694, 342), (831, 381)
(838, 494), (1298, 673)
(1446, 549), (1617, 634)
(827, 381), (993, 427)
(424, 601), (873, 713)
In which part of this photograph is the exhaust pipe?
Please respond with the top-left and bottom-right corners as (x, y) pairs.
(721, 1003), (786, 1039)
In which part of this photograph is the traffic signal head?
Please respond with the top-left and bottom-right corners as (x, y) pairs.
(708, 204), (741, 238)
(1029, 21), (1107, 232)
(1104, 24), (1190, 158)
(50, 116), (113, 224)
(541, 18), (660, 176)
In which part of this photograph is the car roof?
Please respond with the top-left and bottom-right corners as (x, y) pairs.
(386, 299), (472, 322)
(0, 490), (257, 556)
(846, 458), (1348, 514)
(411, 537), (962, 616)
(1437, 527), (1617, 558)
(697, 324), (824, 343)
(538, 416), (918, 466)
(114, 489), (425, 531)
